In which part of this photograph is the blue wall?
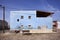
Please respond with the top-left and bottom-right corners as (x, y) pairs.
(10, 11), (53, 30)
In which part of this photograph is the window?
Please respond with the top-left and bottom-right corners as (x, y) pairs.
(28, 25), (31, 27)
(21, 16), (23, 19)
(28, 16), (31, 19)
(38, 26), (41, 29)
(28, 25), (32, 29)
(21, 25), (23, 27)
(21, 25), (24, 29)
(17, 19), (19, 22)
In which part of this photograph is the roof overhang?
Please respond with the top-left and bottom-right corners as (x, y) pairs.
(36, 11), (54, 17)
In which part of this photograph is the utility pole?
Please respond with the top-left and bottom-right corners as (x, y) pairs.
(0, 5), (5, 33)
(2, 6), (5, 33)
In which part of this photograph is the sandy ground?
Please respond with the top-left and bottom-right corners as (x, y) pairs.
(0, 32), (60, 40)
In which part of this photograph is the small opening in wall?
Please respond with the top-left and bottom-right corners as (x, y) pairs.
(21, 25), (24, 29)
(17, 19), (19, 22)
(21, 16), (24, 19)
(28, 25), (32, 29)
(28, 25), (31, 27)
(38, 26), (41, 29)
(28, 16), (31, 19)
(21, 25), (23, 27)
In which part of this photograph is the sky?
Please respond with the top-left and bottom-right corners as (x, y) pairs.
(0, 0), (60, 25)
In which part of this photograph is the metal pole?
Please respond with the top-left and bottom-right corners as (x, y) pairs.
(2, 7), (5, 33)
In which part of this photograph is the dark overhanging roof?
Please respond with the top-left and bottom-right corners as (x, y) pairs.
(36, 11), (54, 17)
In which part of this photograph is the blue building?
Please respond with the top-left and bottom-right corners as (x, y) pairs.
(10, 10), (53, 30)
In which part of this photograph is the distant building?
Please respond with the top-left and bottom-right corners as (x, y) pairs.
(10, 10), (53, 31)
(53, 21), (60, 32)
(53, 21), (57, 32)
(0, 20), (10, 30)
(57, 21), (60, 29)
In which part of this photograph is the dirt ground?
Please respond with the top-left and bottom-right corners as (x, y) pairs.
(0, 32), (60, 40)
